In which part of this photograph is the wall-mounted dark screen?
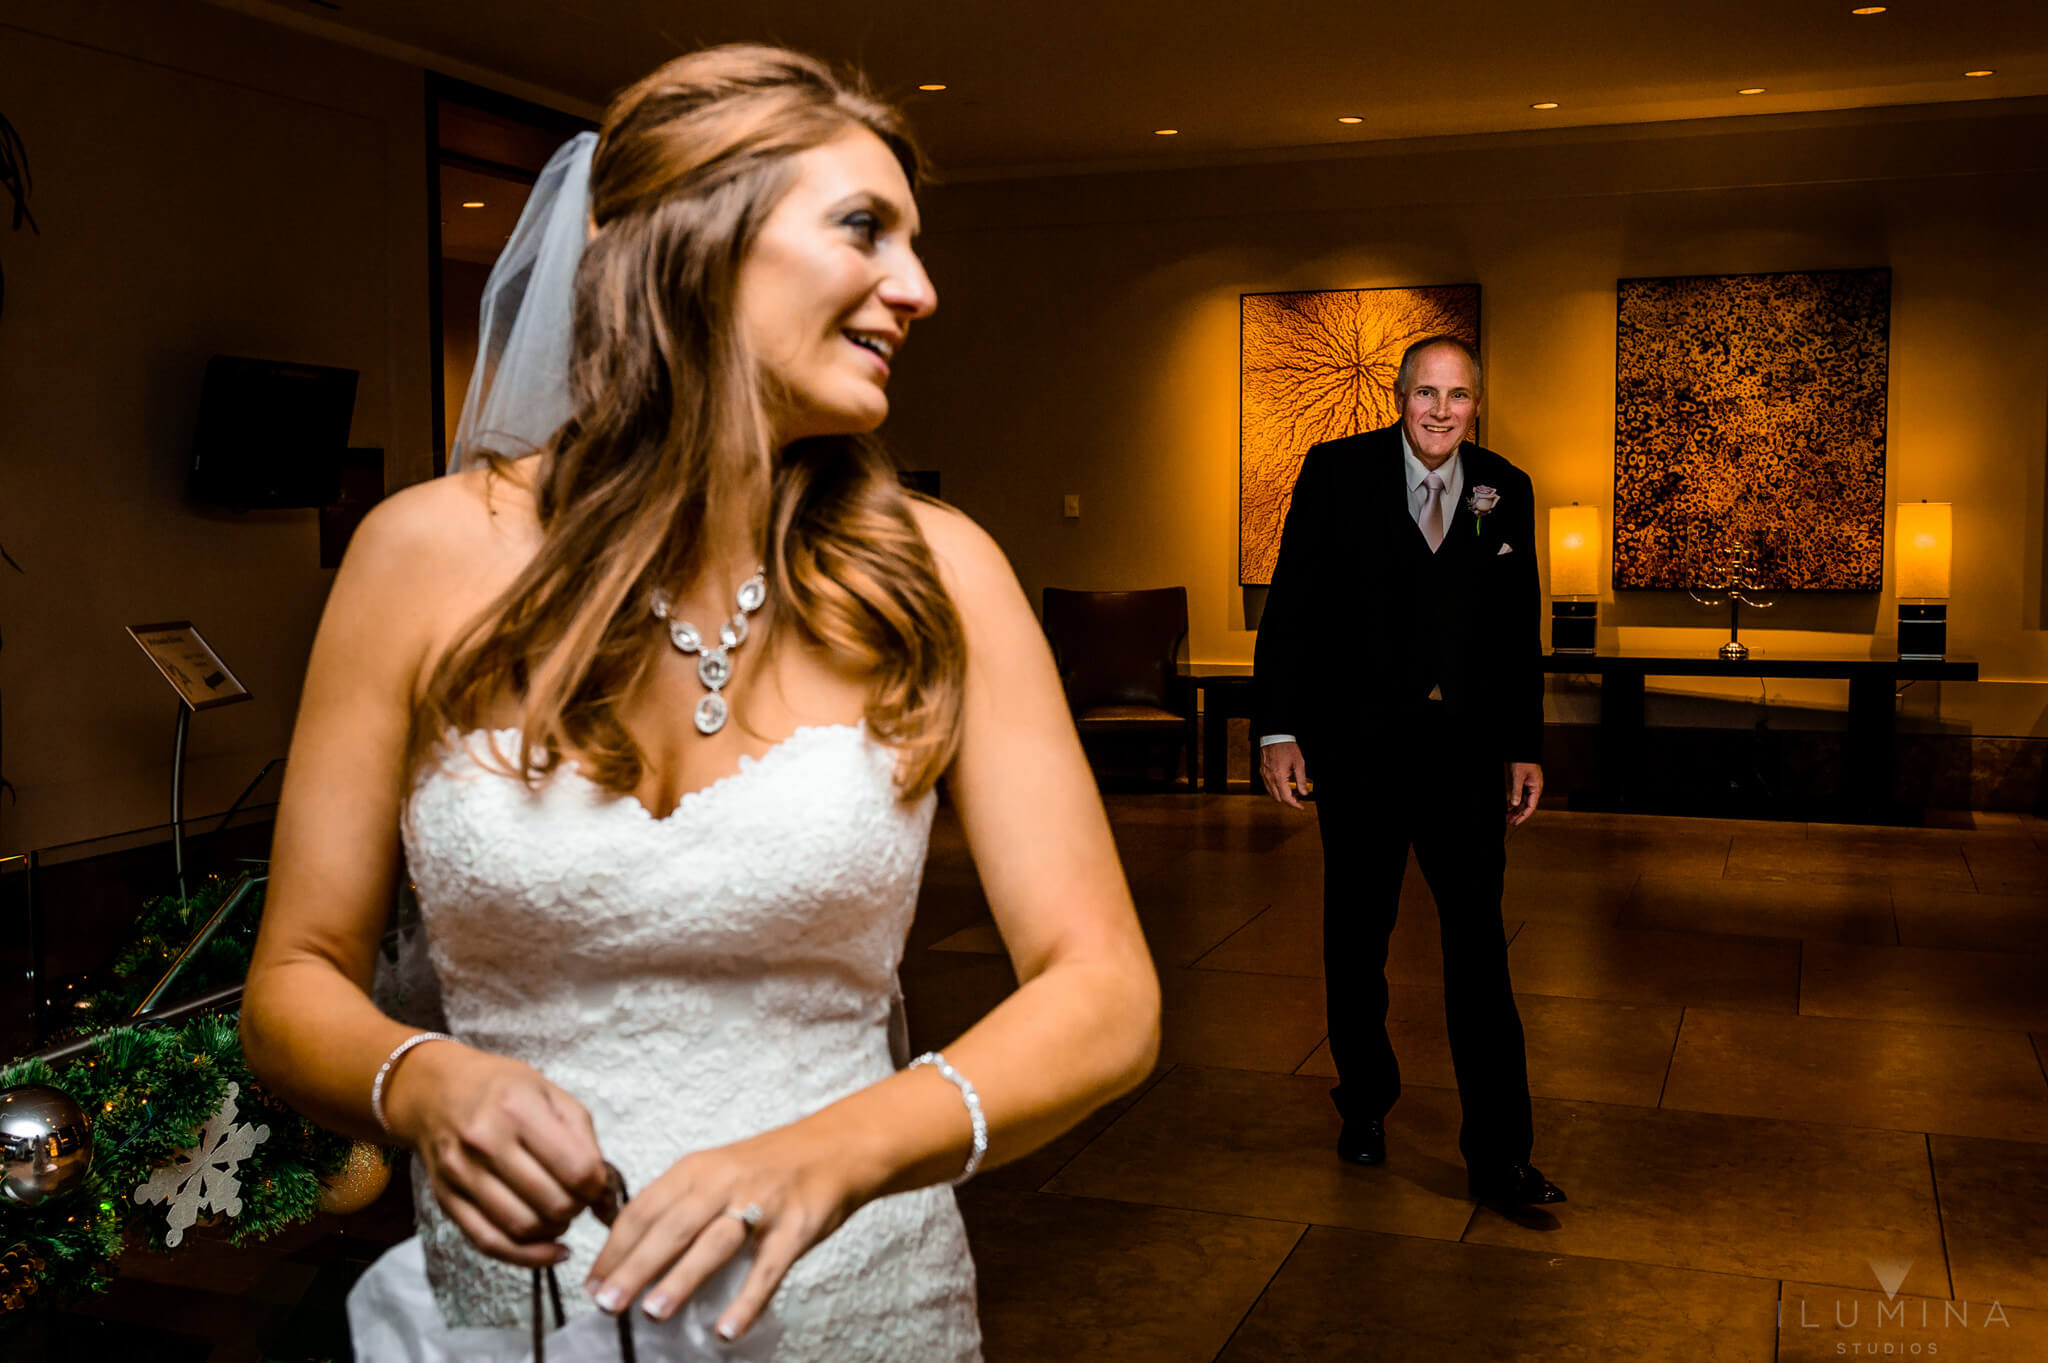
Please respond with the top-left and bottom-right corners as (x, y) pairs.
(190, 355), (358, 508)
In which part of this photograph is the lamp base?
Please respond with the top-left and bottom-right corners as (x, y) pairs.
(1551, 600), (1597, 654)
(1898, 603), (1947, 661)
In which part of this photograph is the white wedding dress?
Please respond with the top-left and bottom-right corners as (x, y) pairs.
(346, 723), (983, 1361)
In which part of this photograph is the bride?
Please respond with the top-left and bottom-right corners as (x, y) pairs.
(240, 44), (1160, 1360)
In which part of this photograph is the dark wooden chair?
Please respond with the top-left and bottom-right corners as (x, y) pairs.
(1041, 586), (1197, 790)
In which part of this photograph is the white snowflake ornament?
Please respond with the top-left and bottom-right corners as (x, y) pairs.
(132, 1081), (271, 1247)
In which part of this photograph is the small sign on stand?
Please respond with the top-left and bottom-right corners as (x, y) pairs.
(127, 623), (251, 898)
(126, 622), (249, 711)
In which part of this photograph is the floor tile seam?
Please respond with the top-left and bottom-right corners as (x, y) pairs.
(1182, 961), (1325, 982)
(1456, 1077), (2042, 1147)
(1283, 1033), (1329, 1076)
(1568, 917), (1896, 949)
(1650, 1094), (2048, 1147)
(1656, 1005), (1687, 1108)
(1158, 1070), (2044, 1145)
(1186, 901), (1282, 971)
(1517, 917), (1819, 951)
(1927, 1132), (1958, 1301)
(1033, 1186), (1329, 1235)
(1024, 1065), (1182, 1194)
(1451, 1229), (1821, 1291)
(1683, 1001), (2048, 1044)
(1288, 1035), (1332, 1077)
(1208, 1220), (1312, 1363)
(1785, 1003), (2048, 1038)
(1504, 985), (1799, 1015)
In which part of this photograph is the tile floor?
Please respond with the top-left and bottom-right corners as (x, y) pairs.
(919, 795), (2048, 1362)
(39, 797), (2048, 1361)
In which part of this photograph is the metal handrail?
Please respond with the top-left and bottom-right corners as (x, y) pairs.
(130, 871), (265, 1017)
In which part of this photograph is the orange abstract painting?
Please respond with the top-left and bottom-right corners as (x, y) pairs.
(1239, 285), (1480, 584)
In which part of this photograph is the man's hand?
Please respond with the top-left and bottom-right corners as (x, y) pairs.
(1260, 741), (1310, 810)
(1507, 762), (1543, 826)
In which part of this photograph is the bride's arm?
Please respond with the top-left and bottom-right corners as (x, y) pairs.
(240, 473), (608, 1267)
(589, 501), (1160, 1336)
(860, 500), (1163, 1177)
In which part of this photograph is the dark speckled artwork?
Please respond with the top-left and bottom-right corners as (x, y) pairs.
(1613, 269), (1890, 591)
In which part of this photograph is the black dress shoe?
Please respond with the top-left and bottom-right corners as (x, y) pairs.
(1336, 1119), (1386, 1166)
(1467, 1162), (1567, 1207)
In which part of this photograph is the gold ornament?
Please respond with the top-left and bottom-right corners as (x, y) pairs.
(316, 1142), (392, 1215)
(0, 1242), (46, 1312)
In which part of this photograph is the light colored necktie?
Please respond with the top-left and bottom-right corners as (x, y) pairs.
(1420, 472), (1446, 551)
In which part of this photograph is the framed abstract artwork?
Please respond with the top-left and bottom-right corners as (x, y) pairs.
(1612, 268), (1891, 591)
(1239, 284), (1480, 585)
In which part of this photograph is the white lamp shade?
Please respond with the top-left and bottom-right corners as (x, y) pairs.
(1548, 505), (1601, 597)
(1895, 502), (1952, 599)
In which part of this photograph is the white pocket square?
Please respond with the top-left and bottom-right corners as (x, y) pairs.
(1496, 542), (1514, 556)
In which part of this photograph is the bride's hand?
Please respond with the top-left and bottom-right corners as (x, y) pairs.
(583, 1124), (862, 1340)
(383, 1041), (611, 1269)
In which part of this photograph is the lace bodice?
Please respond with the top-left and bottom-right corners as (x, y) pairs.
(379, 723), (980, 1360)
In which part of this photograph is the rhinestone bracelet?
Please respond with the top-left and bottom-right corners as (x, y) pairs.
(371, 1030), (457, 1137)
(908, 1050), (988, 1185)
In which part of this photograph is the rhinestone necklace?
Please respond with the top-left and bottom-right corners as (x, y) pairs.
(650, 570), (767, 735)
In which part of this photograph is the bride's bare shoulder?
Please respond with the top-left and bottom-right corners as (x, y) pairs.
(346, 461), (539, 573)
(332, 460), (542, 624)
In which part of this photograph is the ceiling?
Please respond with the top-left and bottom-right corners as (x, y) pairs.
(244, 0), (2047, 175)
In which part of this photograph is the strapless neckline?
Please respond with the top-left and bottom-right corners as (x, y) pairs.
(447, 720), (870, 824)
(370, 712), (979, 1357)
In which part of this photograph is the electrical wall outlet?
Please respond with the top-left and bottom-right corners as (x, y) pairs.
(1062, 494), (1081, 519)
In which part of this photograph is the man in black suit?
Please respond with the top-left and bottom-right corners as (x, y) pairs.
(1253, 335), (1564, 1210)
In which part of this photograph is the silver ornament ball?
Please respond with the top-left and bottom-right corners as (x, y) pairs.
(0, 1084), (94, 1207)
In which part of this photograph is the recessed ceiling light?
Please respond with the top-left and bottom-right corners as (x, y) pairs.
(1153, 128), (1179, 135)
(1738, 87), (1766, 95)
(917, 83), (947, 91)
(461, 201), (485, 208)
(1531, 102), (1559, 110)
(1851, 5), (1886, 13)
(1964, 69), (1995, 77)
(1336, 115), (1364, 124)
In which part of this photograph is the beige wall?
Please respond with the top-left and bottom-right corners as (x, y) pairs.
(887, 102), (2048, 738)
(0, 0), (433, 853)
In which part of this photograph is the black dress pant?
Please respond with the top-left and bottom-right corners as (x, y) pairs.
(1313, 719), (1535, 1167)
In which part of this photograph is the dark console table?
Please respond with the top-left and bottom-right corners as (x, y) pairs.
(1181, 664), (1257, 792)
(1544, 652), (1978, 823)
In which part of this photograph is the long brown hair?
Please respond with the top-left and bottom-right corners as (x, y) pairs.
(414, 45), (964, 800)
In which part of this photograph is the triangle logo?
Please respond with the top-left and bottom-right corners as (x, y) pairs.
(1869, 1258), (1915, 1299)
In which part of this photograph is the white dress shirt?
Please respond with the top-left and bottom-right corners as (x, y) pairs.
(1262, 432), (1461, 747)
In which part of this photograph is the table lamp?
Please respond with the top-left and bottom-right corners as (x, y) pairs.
(1548, 503), (1600, 653)
(1895, 501), (1951, 661)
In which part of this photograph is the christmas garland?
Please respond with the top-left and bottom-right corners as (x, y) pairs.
(0, 877), (364, 1312)
(80, 873), (265, 1028)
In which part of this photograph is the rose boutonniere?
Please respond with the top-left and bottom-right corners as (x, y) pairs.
(1466, 485), (1500, 535)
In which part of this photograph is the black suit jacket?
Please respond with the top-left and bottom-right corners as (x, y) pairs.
(1253, 423), (1543, 768)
